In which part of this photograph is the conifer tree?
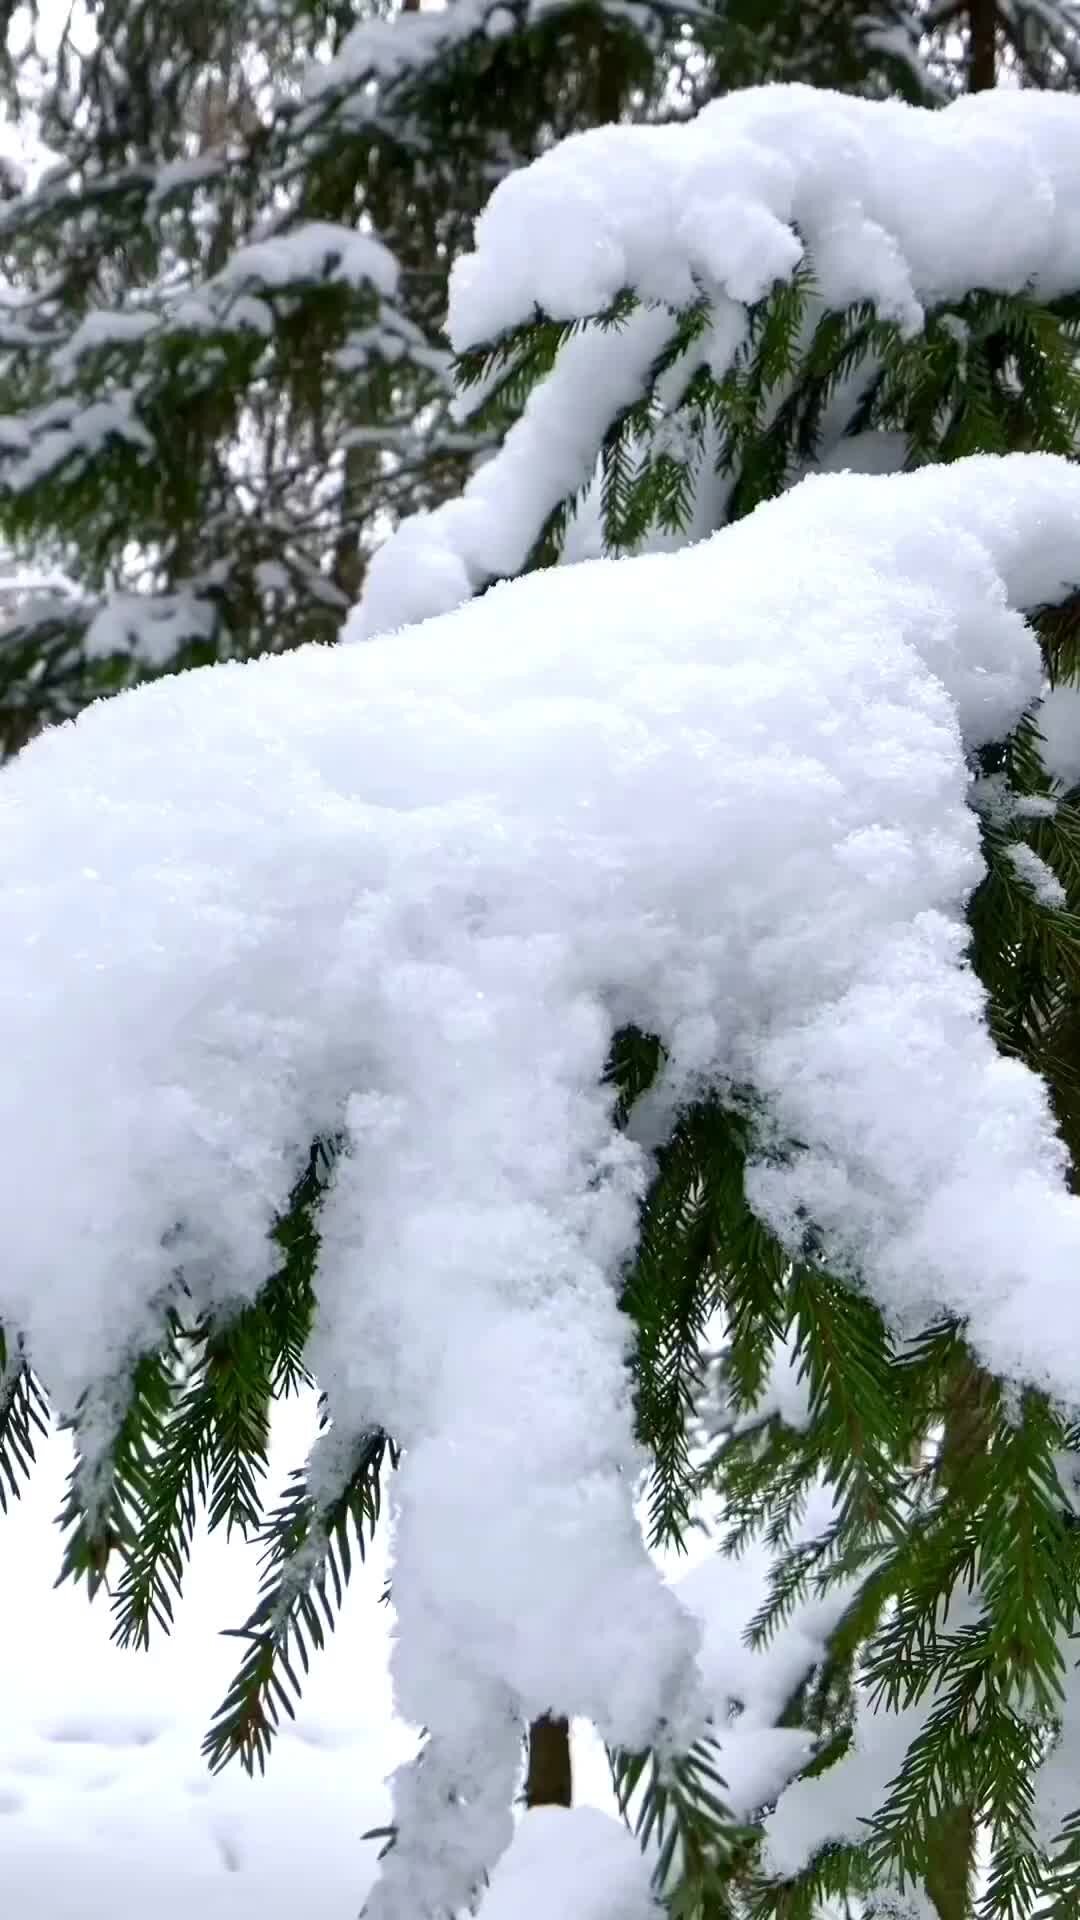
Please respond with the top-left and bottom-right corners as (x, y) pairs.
(0, 0), (721, 754)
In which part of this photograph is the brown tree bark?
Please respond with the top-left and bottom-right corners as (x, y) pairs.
(967, 0), (997, 89)
(922, 1361), (994, 1919)
(924, 1802), (976, 1920)
(525, 1715), (572, 1808)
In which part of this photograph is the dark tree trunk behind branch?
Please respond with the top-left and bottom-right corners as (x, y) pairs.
(923, 1361), (994, 1919)
(968, 0), (997, 89)
(525, 1715), (572, 1808)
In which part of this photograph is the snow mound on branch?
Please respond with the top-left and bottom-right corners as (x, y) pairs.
(476, 1807), (659, 1920)
(354, 83), (1080, 640)
(665, 1482), (855, 1826)
(762, 1586), (986, 1885)
(450, 84), (1080, 348)
(5, 456), (1080, 1911)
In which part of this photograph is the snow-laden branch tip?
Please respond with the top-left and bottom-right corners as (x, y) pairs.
(4, 455), (1080, 1912)
(351, 82), (1080, 641)
(449, 83), (1080, 348)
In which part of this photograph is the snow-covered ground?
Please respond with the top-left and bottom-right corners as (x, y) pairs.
(0, 1398), (414, 1918)
(0, 1399), (626, 1918)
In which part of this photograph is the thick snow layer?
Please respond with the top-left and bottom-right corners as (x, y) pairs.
(450, 85), (1080, 348)
(0, 1426), (770, 1919)
(357, 84), (1080, 638)
(761, 1593), (984, 1886)
(5, 455), (1080, 1912)
(476, 1807), (659, 1920)
(667, 1482), (853, 1826)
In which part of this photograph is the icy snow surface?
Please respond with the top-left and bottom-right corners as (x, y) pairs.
(6, 455), (1080, 1909)
(355, 83), (1080, 638)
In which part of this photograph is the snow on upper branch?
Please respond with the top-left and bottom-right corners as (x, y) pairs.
(351, 83), (1080, 641)
(304, 0), (502, 96)
(0, 390), (155, 493)
(0, 223), (401, 503)
(50, 223), (399, 378)
(302, 0), (658, 112)
(449, 83), (1080, 348)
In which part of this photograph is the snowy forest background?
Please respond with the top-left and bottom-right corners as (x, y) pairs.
(5, 5), (1080, 1920)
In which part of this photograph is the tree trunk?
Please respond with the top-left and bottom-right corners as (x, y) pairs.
(967, 0), (997, 89)
(923, 1361), (994, 1919)
(924, 1802), (976, 1920)
(525, 1715), (572, 1807)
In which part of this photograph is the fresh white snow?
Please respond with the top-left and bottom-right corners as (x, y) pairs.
(1, 1421), (864, 1915)
(1037, 682), (1080, 791)
(451, 85), (1080, 348)
(476, 1806), (659, 1920)
(356, 83), (1080, 637)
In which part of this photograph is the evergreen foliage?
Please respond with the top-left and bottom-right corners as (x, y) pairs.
(0, 0), (704, 751)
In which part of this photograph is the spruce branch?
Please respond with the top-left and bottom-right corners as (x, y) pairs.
(0, 1325), (49, 1511)
(63, 1135), (335, 1641)
(203, 1423), (393, 1775)
(611, 1733), (755, 1918)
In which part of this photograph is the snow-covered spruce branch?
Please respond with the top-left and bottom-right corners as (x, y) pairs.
(0, 1324), (47, 1512)
(296, 0), (716, 131)
(55, 1133), (333, 1655)
(353, 82), (1080, 640)
(3, 452), (1080, 1909)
